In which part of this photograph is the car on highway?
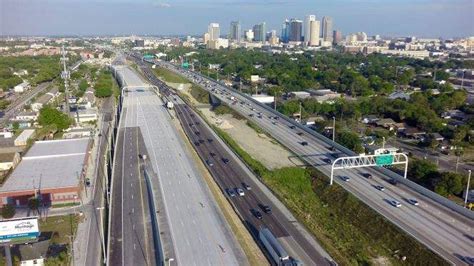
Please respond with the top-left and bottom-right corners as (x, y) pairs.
(226, 188), (236, 197)
(322, 158), (332, 164)
(408, 199), (419, 206)
(297, 132), (304, 136)
(198, 139), (205, 144)
(85, 178), (91, 187)
(375, 185), (385, 191)
(289, 125), (296, 129)
(206, 159), (214, 167)
(242, 182), (251, 190)
(210, 152), (216, 157)
(249, 114), (254, 117)
(222, 158), (230, 164)
(195, 131), (200, 135)
(207, 138), (213, 143)
(236, 188), (245, 196)
(250, 209), (263, 219)
(259, 204), (272, 214)
(340, 176), (350, 182)
(388, 178), (398, 186)
(301, 141), (308, 146)
(389, 200), (402, 208)
(194, 141), (200, 146)
(362, 173), (373, 179)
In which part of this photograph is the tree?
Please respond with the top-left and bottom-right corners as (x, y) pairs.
(408, 159), (437, 186)
(38, 106), (72, 131)
(434, 172), (464, 196)
(1, 204), (15, 218)
(78, 79), (88, 91)
(337, 131), (363, 153)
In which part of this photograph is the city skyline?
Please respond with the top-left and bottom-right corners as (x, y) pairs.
(1, 0), (473, 38)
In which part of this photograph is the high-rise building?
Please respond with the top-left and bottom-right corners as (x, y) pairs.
(253, 22), (266, 43)
(230, 21), (241, 42)
(309, 20), (320, 46)
(208, 23), (220, 41)
(322, 16), (333, 42)
(304, 15), (316, 44)
(289, 19), (303, 42)
(333, 30), (342, 45)
(269, 30), (279, 45)
(244, 29), (254, 42)
(281, 19), (290, 43)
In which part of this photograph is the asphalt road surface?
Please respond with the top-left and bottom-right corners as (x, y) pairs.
(157, 60), (474, 265)
(111, 66), (243, 266)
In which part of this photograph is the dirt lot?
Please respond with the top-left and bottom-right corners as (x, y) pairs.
(178, 86), (301, 169)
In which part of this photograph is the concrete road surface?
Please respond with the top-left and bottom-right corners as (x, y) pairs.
(110, 66), (244, 266)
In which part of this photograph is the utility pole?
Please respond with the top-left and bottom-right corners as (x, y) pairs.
(465, 170), (471, 208)
(61, 46), (71, 116)
(332, 116), (336, 142)
(460, 70), (465, 90)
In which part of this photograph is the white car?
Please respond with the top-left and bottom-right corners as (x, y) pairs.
(390, 200), (402, 208)
(236, 188), (245, 196)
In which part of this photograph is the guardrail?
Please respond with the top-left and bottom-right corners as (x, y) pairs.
(156, 60), (474, 220)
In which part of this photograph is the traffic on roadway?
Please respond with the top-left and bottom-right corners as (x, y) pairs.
(152, 59), (474, 265)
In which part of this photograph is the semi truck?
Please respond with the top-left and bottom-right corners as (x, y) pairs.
(259, 227), (296, 266)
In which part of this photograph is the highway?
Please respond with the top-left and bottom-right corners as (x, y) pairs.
(110, 65), (244, 266)
(137, 62), (334, 265)
(154, 60), (474, 265)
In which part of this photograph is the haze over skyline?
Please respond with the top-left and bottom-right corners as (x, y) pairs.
(1, 0), (473, 38)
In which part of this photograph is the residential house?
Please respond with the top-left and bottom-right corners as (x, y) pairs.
(19, 240), (49, 266)
(431, 133), (445, 142)
(388, 91), (411, 100)
(288, 91), (311, 99)
(366, 145), (399, 156)
(375, 118), (397, 130)
(362, 115), (379, 124)
(398, 127), (427, 140)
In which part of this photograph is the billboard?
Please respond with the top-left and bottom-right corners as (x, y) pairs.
(0, 218), (39, 243)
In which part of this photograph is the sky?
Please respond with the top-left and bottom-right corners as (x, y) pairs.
(1, 0), (473, 38)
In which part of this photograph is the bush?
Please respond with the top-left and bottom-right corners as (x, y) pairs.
(38, 106), (72, 131)
(1, 204), (15, 218)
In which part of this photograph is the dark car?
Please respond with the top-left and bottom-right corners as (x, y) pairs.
(222, 158), (230, 164)
(388, 178), (398, 186)
(301, 141), (308, 146)
(195, 122), (200, 125)
(206, 159), (214, 167)
(289, 125), (296, 129)
(198, 139), (205, 144)
(195, 131), (200, 135)
(85, 178), (91, 187)
(249, 114), (254, 117)
(260, 204), (272, 214)
(226, 189), (236, 197)
(322, 158), (332, 164)
(251, 209), (263, 219)
(189, 123), (194, 126)
(297, 132), (304, 136)
(207, 138), (213, 143)
(210, 152), (216, 157)
(194, 141), (200, 146)
(362, 173), (373, 179)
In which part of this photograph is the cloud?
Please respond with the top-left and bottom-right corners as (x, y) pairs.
(151, 0), (171, 8)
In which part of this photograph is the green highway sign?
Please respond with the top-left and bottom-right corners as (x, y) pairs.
(376, 154), (394, 166)
(182, 62), (189, 68)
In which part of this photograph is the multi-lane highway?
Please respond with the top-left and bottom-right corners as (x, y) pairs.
(154, 60), (474, 265)
(109, 65), (244, 266)
(137, 62), (334, 265)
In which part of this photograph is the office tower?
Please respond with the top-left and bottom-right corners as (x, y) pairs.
(208, 23), (220, 41)
(281, 19), (290, 43)
(322, 16), (333, 42)
(309, 20), (320, 46)
(304, 15), (316, 44)
(230, 21), (241, 42)
(289, 19), (303, 42)
(244, 29), (254, 42)
(253, 22), (266, 42)
(269, 30), (279, 45)
(333, 30), (342, 45)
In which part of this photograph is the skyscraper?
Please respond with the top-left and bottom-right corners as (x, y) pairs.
(244, 29), (254, 42)
(309, 20), (320, 46)
(304, 15), (316, 44)
(208, 23), (220, 41)
(322, 16), (333, 42)
(281, 19), (290, 43)
(289, 19), (303, 42)
(333, 30), (342, 45)
(253, 22), (266, 43)
(230, 21), (241, 42)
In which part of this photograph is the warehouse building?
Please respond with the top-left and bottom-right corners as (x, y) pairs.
(0, 138), (91, 207)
